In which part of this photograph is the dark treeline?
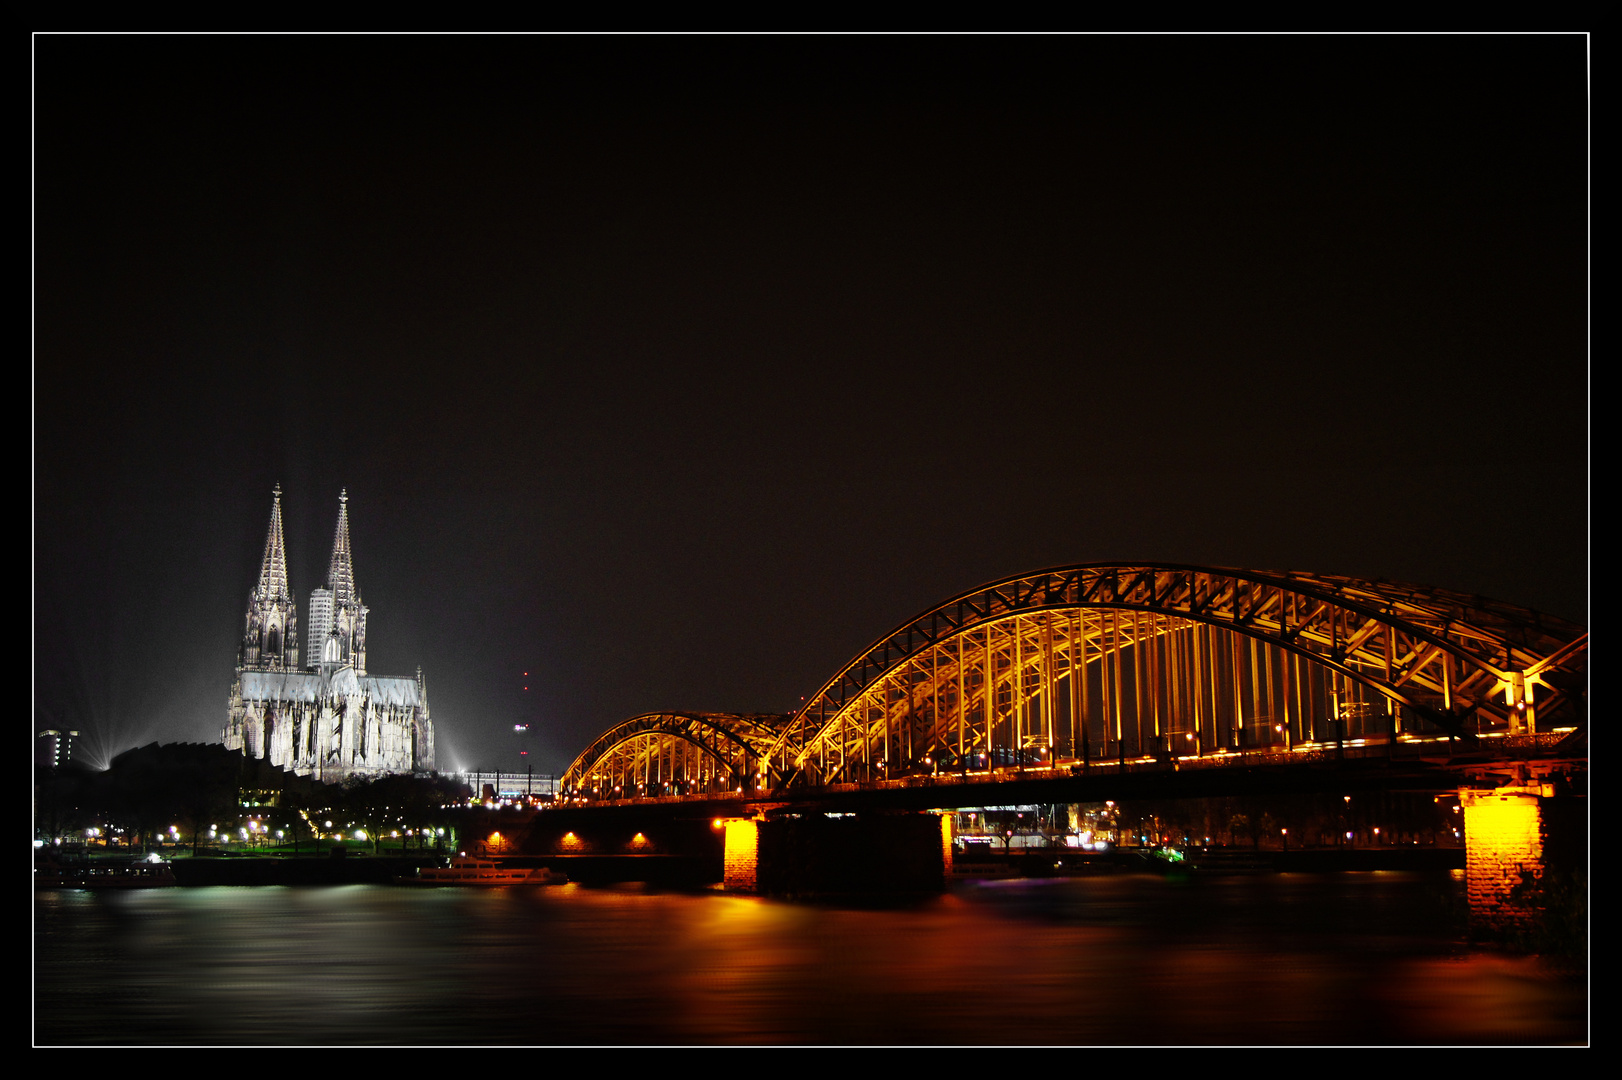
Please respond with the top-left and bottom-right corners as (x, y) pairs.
(35, 742), (472, 855)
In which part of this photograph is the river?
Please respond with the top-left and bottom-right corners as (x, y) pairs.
(33, 870), (1585, 1045)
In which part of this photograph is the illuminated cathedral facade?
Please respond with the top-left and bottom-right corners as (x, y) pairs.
(222, 487), (435, 780)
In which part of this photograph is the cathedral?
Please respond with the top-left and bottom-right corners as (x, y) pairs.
(222, 487), (435, 781)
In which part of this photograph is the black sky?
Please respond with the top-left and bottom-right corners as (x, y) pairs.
(34, 34), (1589, 775)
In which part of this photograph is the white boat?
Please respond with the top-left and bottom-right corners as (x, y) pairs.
(396, 856), (565, 886)
(37, 854), (177, 889)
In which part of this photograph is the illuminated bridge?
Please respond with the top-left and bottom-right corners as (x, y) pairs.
(547, 564), (1584, 911)
(560, 564), (1587, 805)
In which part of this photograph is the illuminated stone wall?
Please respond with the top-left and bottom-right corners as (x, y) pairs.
(224, 670), (433, 781)
(723, 819), (759, 893)
(1461, 787), (1583, 936)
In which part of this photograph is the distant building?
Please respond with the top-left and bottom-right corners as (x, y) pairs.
(35, 729), (76, 769)
(454, 770), (559, 801)
(222, 487), (434, 781)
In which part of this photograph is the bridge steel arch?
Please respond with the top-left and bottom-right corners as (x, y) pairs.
(760, 564), (1586, 790)
(559, 712), (790, 800)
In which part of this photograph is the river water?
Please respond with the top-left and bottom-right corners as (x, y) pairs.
(34, 871), (1585, 1045)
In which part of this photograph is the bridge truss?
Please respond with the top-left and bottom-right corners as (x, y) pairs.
(560, 712), (789, 800)
(560, 565), (1586, 801)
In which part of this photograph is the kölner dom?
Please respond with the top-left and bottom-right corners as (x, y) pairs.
(222, 487), (434, 780)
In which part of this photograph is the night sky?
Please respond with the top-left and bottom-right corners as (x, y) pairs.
(34, 35), (1588, 776)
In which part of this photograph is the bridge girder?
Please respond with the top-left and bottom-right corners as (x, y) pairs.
(765, 565), (1586, 789)
(563, 565), (1586, 801)
(559, 712), (790, 798)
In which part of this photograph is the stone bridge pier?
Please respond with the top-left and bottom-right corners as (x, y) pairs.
(723, 811), (954, 897)
(1461, 781), (1585, 939)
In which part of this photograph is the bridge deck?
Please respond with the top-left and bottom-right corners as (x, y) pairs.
(551, 731), (1582, 817)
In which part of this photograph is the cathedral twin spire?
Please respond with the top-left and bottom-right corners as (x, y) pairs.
(226, 488), (433, 778)
(319, 487), (368, 674)
(241, 485), (297, 671)
(328, 488), (357, 607)
(242, 486), (367, 675)
(253, 484), (292, 607)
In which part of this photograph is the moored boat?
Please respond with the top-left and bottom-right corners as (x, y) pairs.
(37, 853), (178, 889)
(395, 856), (565, 886)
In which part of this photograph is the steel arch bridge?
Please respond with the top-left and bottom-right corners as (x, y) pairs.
(559, 564), (1586, 801)
(560, 712), (790, 800)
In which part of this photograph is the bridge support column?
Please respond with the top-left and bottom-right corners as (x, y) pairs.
(1461, 784), (1584, 940)
(722, 818), (760, 894)
(739, 812), (948, 898)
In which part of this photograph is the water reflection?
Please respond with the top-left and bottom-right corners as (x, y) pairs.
(34, 873), (1584, 1045)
